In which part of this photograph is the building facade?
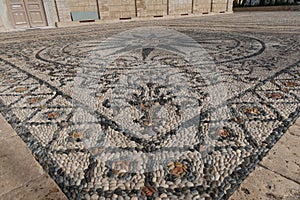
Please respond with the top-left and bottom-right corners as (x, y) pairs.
(0, 0), (233, 32)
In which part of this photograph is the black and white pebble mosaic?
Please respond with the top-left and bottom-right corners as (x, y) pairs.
(0, 20), (299, 200)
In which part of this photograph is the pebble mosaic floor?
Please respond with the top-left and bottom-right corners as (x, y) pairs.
(0, 12), (300, 200)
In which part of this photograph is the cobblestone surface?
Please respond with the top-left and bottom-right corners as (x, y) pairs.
(230, 118), (300, 200)
(0, 12), (299, 200)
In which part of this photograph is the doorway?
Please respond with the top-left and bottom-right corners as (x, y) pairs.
(7, 0), (47, 29)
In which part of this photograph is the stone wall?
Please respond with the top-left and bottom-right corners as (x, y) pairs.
(67, 0), (98, 12)
(194, 0), (212, 13)
(212, 0), (228, 12)
(98, 0), (136, 20)
(169, 0), (193, 15)
(55, 0), (99, 22)
(55, 0), (72, 22)
(136, 0), (168, 17)
(98, 0), (231, 20)
(0, 0), (234, 31)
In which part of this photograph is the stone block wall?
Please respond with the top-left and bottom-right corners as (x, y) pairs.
(194, 0), (212, 13)
(55, 0), (98, 22)
(169, 0), (193, 15)
(0, 0), (234, 31)
(212, 0), (228, 12)
(53, 0), (233, 23)
(68, 0), (98, 12)
(136, 0), (168, 17)
(55, 0), (72, 22)
(98, 0), (136, 20)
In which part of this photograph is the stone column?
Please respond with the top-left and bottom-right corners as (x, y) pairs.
(43, 0), (59, 26)
(0, 0), (14, 31)
(0, 15), (4, 32)
(227, 0), (234, 12)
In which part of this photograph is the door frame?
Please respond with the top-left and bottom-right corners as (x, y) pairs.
(6, 0), (48, 29)
(6, 0), (30, 29)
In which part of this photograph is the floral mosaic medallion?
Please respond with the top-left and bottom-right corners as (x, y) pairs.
(0, 21), (299, 200)
(72, 28), (228, 172)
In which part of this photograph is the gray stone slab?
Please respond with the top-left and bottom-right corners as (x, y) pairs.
(0, 114), (17, 140)
(0, 114), (67, 200)
(260, 130), (300, 184)
(230, 117), (300, 200)
(0, 136), (42, 196)
(229, 166), (300, 200)
(0, 174), (67, 200)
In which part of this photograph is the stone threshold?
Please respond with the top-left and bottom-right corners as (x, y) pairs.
(230, 117), (300, 199)
(0, 114), (68, 200)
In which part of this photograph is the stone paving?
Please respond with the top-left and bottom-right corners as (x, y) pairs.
(0, 114), (67, 200)
(0, 12), (299, 200)
(230, 117), (300, 200)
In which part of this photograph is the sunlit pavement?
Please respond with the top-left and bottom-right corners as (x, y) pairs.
(0, 11), (299, 200)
